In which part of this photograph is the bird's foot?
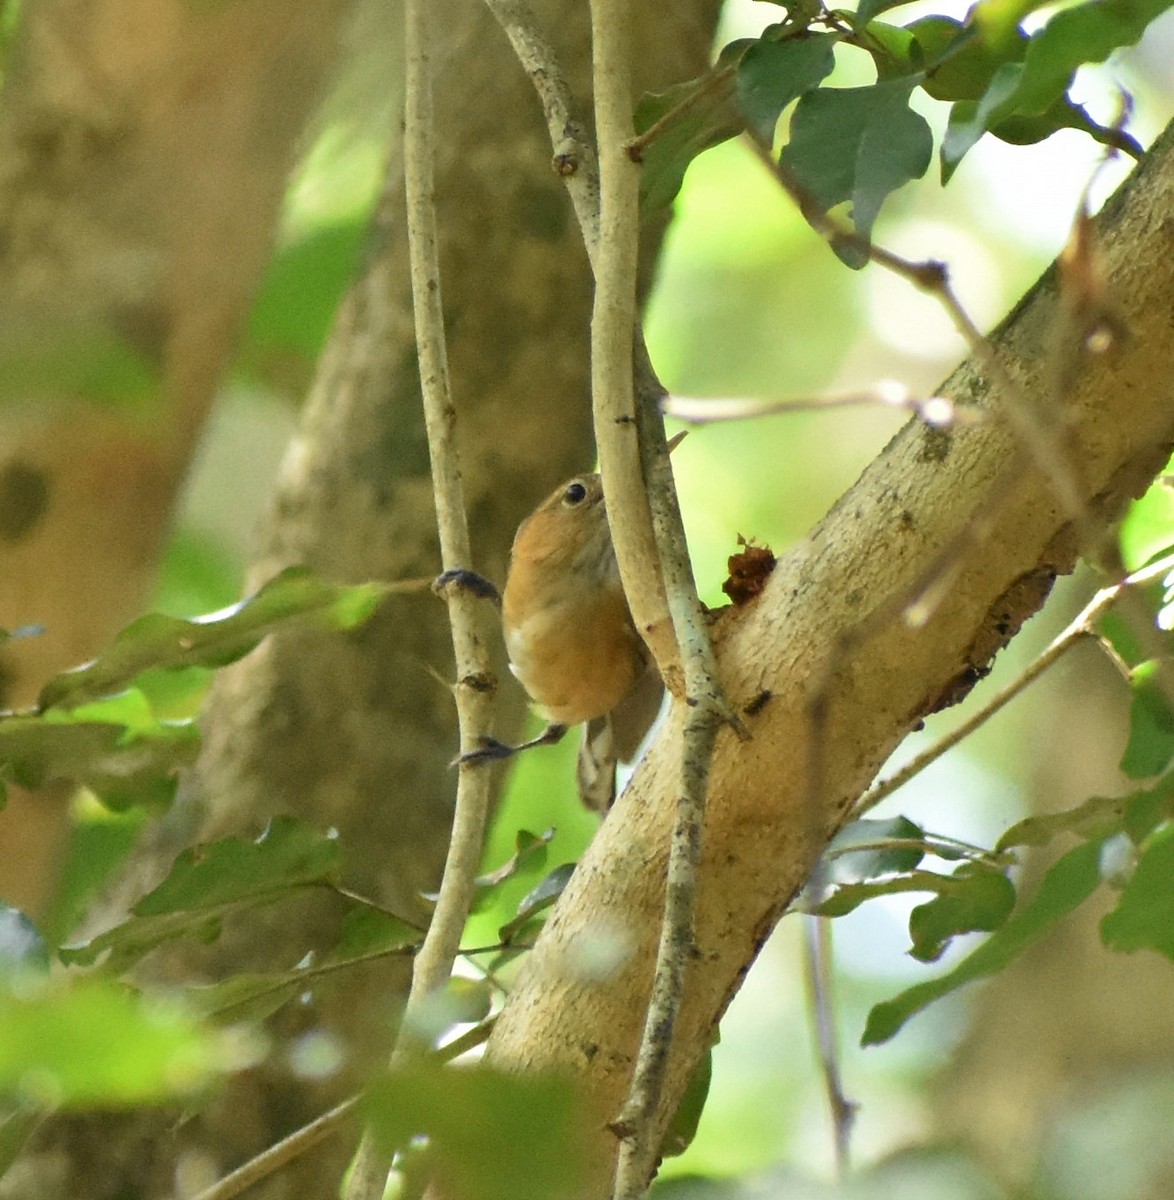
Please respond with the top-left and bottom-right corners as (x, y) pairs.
(433, 568), (501, 604)
(456, 723), (568, 767)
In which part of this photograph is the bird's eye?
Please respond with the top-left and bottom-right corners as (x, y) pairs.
(563, 481), (588, 506)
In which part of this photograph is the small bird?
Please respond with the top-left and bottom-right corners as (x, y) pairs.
(500, 473), (663, 810)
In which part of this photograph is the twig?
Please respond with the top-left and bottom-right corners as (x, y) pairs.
(179, 1021), (495, 1200)
(742, 129), (1126, 570)
(662, 383), (982, 429)
(487, 6), (744, 1193)
(609, 699), (721, 1180)
(822, 835), (1011, 866)
(481, 0), (601, 264)
(343, 3), (497, 1196)
(189, 1096), (362, 1200)
(587, 8), (675, 1198)
(855, 550), (1174, 816)
(802, 914), (855, 1176)
(587, 0), (673, 677)
(624, 64), (735, 162)
(587, 7), (737, 1197)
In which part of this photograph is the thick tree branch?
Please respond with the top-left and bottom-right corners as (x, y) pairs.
(485, 118), (1174, 1193)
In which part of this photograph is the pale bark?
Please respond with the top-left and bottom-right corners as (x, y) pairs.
(485, 118), (1174, 1192)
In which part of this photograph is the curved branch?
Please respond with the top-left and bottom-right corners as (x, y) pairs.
(485, 117), (1174, 1192)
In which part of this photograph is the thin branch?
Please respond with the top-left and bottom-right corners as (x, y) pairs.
(662, 383), (983, 429)
(587, 0), (672, 676)
(821, 835), (1012, 866)
(481, 0), (601, 264)
(587, 7), (730, 1197)
(741, 129), (1131, 574)
(856, 550), (1174, 816)
(179, 1021), (496, 1200)
(624, 64), (734, 162)
(802, 915), (855, 1176)
(486, 7), (745, 1195)
(188, 1096), (362, 1200)
(344, 1), (497, 1196)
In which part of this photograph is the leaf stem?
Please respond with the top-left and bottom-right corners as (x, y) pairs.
(624, 65), (735, 162)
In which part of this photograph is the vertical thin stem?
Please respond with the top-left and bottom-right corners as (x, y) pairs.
(343, 2), (497, 1197)
(587, 0), (672, 672)
(803, 915), (855, 1175)
(588, 5), (726, 1198)
(484, 7), (741, 1195)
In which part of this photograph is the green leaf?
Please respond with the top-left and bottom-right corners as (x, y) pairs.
(1101, 824), (1174, 960)
(189, 908), (419, 1024)
(941, 62), (1025, 178)
(62, 817), (341, 971)
(243, 220), (367, 370)
(499, 862), (575, 944)
(43, 808), (147, 946)
(0, 322), (158, 407)
(972, 0), (1056, 48)
(907, 863), (1016, 962)
(634, 43), (749, 217)
(780, 77), (933, 264)
(138, 816), (340, 915)
(990, 95), (1142, 158)
(0, 692), (199, 811)
(942, 0), (1165, 176)
(185, 970), (307, 1025)
(735, 34), (838, 143)
(804, 869), (951, 916)
(863, 838), (1104, 1045)
(38, 567), (388, 711)
(1007, 0), (1174, 113)
(330, 906), (421, 961)
(859, 21), (921, 80)
(1121, 661), (1174, 780)
(1121, 778), (1174, 843)
(910, 16), (1023, 102)
(364, 1060), (590, 1200)
(1120, 476), (1174, 572)
(0, 977), (221, 1107)
(824, 815), (926, 882)
(1100, 598), (1165, 672)
(998, 793), (1132, 849)
(467, 828), (553, 912)
(854, 0), (925, 25)
(661, 1047), (713, 1158)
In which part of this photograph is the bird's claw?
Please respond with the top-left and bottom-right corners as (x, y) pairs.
(453, 724), (569, 769)
(433, 569), (501, 604)
(455, 737), (517, 767)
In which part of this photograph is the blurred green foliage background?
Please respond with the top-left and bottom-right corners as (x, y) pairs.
(37, 0), (1174, 1193)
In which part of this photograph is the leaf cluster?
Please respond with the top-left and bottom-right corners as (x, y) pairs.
(0, 568), (389, 811)
(635, 0), (1161, 263)
(799, 519), (1174, 1046)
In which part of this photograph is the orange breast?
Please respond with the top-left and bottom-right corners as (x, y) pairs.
(504, 584), (642, 726)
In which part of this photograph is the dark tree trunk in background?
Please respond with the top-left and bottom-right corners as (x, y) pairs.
(0, 2), (725, 1197)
